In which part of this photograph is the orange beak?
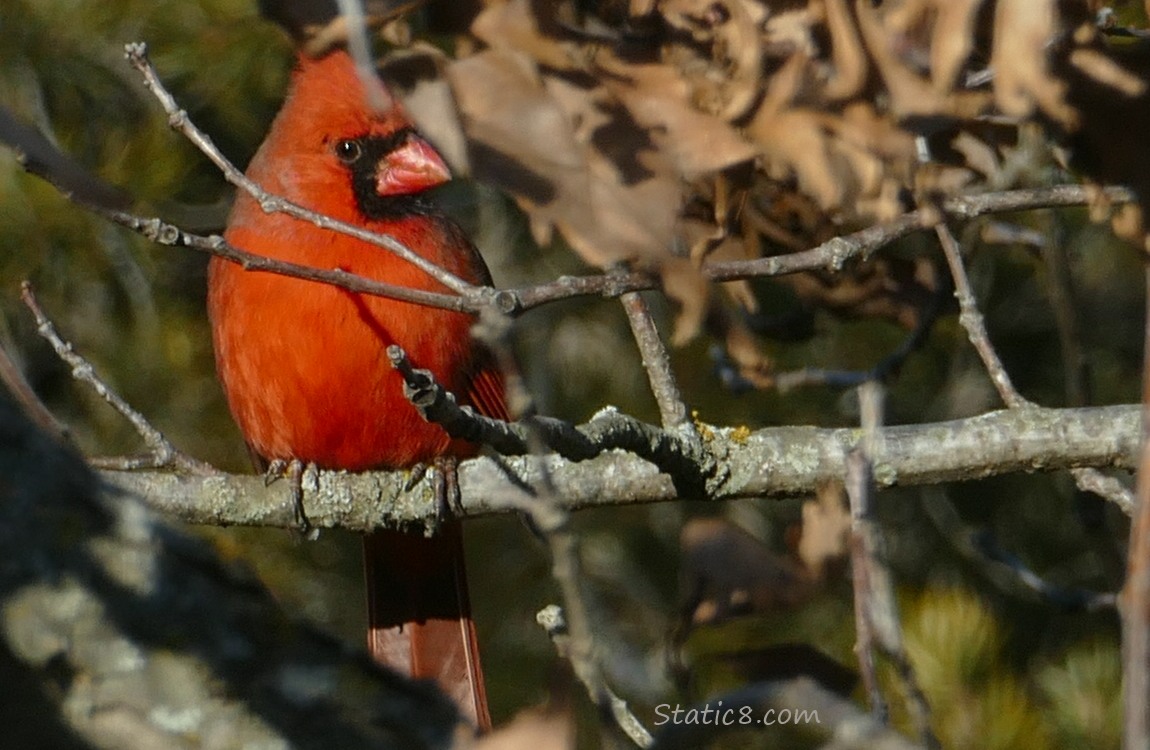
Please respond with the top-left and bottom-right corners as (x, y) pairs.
(377, 134), (451, 196)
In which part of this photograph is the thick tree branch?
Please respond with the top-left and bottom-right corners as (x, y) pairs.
(101, 404), (1139, 531)
(0, 388), (466, 750)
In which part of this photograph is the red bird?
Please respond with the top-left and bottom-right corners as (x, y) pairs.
(208, 49), (504, 729)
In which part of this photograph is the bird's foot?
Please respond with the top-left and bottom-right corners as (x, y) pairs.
(432, 455), (463, 527)
(264, 458), (288, 486)
(264, 458), (318, 540)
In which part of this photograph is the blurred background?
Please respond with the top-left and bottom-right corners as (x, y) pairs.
(1, 1), (1146, 747)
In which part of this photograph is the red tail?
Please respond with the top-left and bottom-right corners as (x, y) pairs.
(363, 525), (490, 729)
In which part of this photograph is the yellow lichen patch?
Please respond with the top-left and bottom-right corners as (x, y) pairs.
(692, 410), (715, 442)
(729, 425), (752, 444)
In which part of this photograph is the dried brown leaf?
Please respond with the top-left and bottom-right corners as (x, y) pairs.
(823, 0), (868, 100)
(471, 0), (577, 71)
(666, 0), (765, 120)
(1069, 47), (1149, 98)
(992, 0), (1079, 128)
(930, 0), (985, 93)
(379, 44), (471, 172)
(447, 48), (586, 213)
(599, 61), (757, 179)
(709, 306), (775, 388)
(663, 257), (711, 344)
(680, 517), (811, 625)
(796, 484), (851, 580)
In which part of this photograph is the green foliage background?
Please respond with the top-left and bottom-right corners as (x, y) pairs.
(0, 1), (1144, 746)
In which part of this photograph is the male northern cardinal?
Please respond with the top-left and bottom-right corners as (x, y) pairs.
(208, 49), (504, 729)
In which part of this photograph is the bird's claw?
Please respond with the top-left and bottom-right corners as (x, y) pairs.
(403, 462), (429, 493)
(432, 455), (463, 526)
(265, 458), (318, 540)
(264, 458), (289, 486)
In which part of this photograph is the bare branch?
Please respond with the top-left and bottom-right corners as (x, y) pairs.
(620, 290), (696, 439)
(1123, 264), (1150, 748)
(6, 104), (1134, 323)
(847, 386), (888, 722)
(934, 222), (1032, 409)
(20, 282), (217, 476)
(449, 315), (653, 744)
(0, 103), (131, 211)
(508, 186), (1134, 311)
(387, 345), (712, 494)
(536, 605), (653, 747)
(0, 391), (467, 750)
(100, 403), (1139, 531)
(334, 0), (392, 114)
(100, 205), (477, 312)
(847, 384), (937, 748)
(1070, 467), (1136, 514)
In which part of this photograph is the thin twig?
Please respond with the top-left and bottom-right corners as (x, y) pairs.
(122, 42), (483, 302)
(619, 291), (696, 439)
(1122, 264), (1150, 749)
(934, 222), (1032, 408)
(334, 0), (391, 115)
(1038, 216), (1090, 406)
(0, 74), (1136, 322)
(100, 206), (477, 312)
(10, 111), (1134, 321)
(847, 382), (938, 748)
(508, 185), (1135, 311)
(20, 282), (217, 476)
(1069, 467), (1136, 515)
(537, 605), (653, 747)
(1033, 216), (1137, 511)
(847, 445), (887, 721)
(940, 222), (1134, 510)
(972, 529), (1118, 611)
(718, 270), (948, 394)
(922, 490), (1117, 610)
(455, 312), (657, 745)
(513, 438), (653, 743)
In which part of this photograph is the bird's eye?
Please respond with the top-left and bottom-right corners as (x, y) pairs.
(334, 139), (362, 164)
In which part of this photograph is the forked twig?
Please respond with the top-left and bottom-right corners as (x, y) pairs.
(20, 282), (217, 476)
(935, 222), (1135, 510)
